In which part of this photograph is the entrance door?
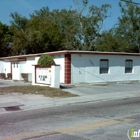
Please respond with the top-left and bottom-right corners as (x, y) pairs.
(12, 63), (20, 80)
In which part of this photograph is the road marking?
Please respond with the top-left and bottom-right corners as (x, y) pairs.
(57, 118), (134, 134)
(1, 114), (137, 140)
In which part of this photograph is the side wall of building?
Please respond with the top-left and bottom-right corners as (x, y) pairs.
(19, 57), (37, 81)
(71, 54), (140, 83)
(12, 55), (65, 83)
(0, 61), (4, 73)
(53, 54), (65, 83)
(3, 55), (64, 83)
(4, 61), (11, 77)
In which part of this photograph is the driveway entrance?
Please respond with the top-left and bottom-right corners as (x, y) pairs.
(62, 82), (140, 96)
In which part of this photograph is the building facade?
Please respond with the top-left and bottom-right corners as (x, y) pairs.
(0, 50), (140, 84)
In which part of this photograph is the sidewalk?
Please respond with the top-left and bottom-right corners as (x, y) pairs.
(0, 90), (140, 114)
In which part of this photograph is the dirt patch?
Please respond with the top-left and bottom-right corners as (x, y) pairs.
(0, 85), (78, 98)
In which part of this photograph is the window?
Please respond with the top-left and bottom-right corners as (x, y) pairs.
(125, 60), (133, 73)
(100, 59), (109, 74)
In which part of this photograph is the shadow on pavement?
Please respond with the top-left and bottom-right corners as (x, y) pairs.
(60, 85), (75, 89)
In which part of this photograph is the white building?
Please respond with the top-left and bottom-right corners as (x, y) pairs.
(0, 50), (140, 84)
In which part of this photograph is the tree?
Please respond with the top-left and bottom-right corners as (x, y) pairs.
(96, 28), (127, 52)
(10, 12), (29, 55)
(47, 9), (80, 50)
(10, 12), (28, 30)
(11, 8), (65, 55)
(0, 22), (13, 57)
(96, 0), (140, 53)
(10, 2), (111, 55)
(30, 6), (50, 18)
(117, 0), (140, 52)
(73, 0), (111, 50)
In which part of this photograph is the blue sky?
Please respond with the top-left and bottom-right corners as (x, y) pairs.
(0, 0), (139, 30)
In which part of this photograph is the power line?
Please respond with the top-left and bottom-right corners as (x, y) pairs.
(121, 0), (140, 5)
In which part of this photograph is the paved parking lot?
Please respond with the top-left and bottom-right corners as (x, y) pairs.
(62, 81), (140, 96)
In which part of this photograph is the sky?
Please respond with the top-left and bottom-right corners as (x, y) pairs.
(0, 0), (140, 30)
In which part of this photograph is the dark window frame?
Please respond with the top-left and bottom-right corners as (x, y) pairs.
(125, 59), (133, 73)
(100, 59), (109, 74)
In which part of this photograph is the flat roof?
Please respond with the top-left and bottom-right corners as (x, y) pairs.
(1, 50), (140, 60)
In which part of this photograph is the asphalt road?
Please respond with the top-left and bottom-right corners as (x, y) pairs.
(0, 96), (140, 140)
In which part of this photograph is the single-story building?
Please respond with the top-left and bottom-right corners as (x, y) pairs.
(0, 50), (140, 84)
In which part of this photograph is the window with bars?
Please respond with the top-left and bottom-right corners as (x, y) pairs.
(125, 60), (133, 73)
(100, 59), (109, 74)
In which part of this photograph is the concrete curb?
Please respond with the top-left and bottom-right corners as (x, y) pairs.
(117, 81), (132, 84)
(89, 82), (108, 86)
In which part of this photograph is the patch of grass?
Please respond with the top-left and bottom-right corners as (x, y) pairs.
(0, 85), (78, 98)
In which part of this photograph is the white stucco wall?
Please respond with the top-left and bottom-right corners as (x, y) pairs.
(4, 61), (11, 77)
(26, 57), (37, 73)
(0, 61), (4, 73)
(18, 61), (26, 80)
(53, 55), (65, 83)
(10, 57), (37, 81)
(10, 55), (64, 82)
(19, 57), (37, 81)
(35, 57), (40, 64)
(71, 54), (140, 83)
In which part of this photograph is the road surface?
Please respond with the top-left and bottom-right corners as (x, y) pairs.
(0, 96), (140, 140)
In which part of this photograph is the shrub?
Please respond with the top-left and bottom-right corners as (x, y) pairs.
(7, 73), (12, 79)
(37, 54), (55, 66)
(0, 73), (6, 79)
(21, 73), (28, 81)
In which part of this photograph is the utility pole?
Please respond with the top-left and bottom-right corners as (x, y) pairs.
(121, 0), (140, 5)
